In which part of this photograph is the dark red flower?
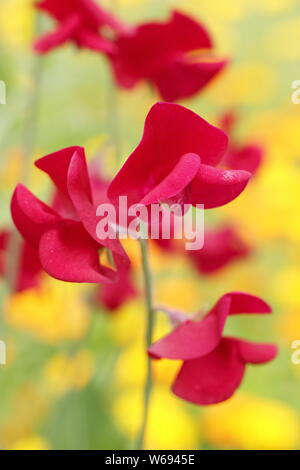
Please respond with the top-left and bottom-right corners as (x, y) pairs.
(35, 0), (128, 54)
(95, 267), (137, 312)
(148, 292), (277, 405)
(108, 102), (251, 210)
(11, 146), (129, 284)
(0, 231), (42, 292)
(188, 225), (251, 274)
(220, 111), (264, 175)
(109, 10), (227, 102)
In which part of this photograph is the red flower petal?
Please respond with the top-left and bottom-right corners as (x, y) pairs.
(34, 15), (80, 53)
(172, 337), (277, 405)
(238, 339), (278, 364)
(96, 268), (138, 311)
(111, 10), (213, 87)
(35, 146), (88, 202)
(75, 29), (116, 54)
(108, 102), (228, 206)
(37, 0), (126, 31)
(0, 230), (42, 292)
(224, 144), (263, 175)
(148, 292), (272, 360)
(152, 59), (227, 102)
(17, 242), (42, 292)
(140, 153), (201, 206)
(11, 184), (61, 247)
(189, 225), (250, 274)
(39, 221), (115, 283)
(224, 291), (272, 315)
(189, 164), (251, 209)
(172, 338), (246, 405)
(67, 149), (130, 272)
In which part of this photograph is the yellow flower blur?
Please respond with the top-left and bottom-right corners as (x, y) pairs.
(4, 277), (91, 344)
(113, 387), (200, 450)
(202, 394), (300, 450)
(43, 350), (95, 397)
(9, 435), (50, 450)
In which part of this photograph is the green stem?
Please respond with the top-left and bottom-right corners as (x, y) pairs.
(107, 67), (122, 166)
(5, 12), (43, 292)
(136, 237), (156, 450)
(107, 0), (122, 166)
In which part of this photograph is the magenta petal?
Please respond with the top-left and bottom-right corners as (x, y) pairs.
(108, 102), (228, 206)
(17, 242), (42, 292)
(225, 145), (263, 175)
(80, 0), (129, 32)
(76, 30), (116, 54)
(34, 15), (80, 53)
(238, 340), (278, 364)
(172, 338), (245, 405)
(148, 292), (272, 361)
(97, 268), (138, 311)
(223, 291), (272, 315)
(189, 225), (250, 274)
(35, 146), (87, 201)
(153, 59), (228, 102)
(169, 10), (213, 51)
(39, 221), (115, 283)
(67, 149), (129, 272)
(148, 315), (224, 361)
(11, 185), (61, 247)
(189, 164), (251, 208)
(140, 153), (201, 205)
(110, 10), (213, 87)
(148, 293), (231, 360)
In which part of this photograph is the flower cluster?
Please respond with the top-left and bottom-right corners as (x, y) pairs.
(11, 146), (129, 283)
(7, 0), (278, 420)
(34, 1), (226, 102)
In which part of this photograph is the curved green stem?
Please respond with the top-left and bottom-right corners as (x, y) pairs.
(136, 237), (156, 450)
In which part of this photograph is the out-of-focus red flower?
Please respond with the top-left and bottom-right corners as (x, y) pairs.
(109, 10), (227, 102)
(188, 225), (251, 274)
(220, 111), (264, 175)
(34, 0), (128, 54)
(11, 146), (129, 284)
(95, 268), (137, 312)
(108, 102), (251, 210)
(148, 292), (277, 405)
(0, 231), (42, 292)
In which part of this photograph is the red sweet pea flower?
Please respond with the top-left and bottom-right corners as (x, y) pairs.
(148, 292), (277, 405)
(95, 267), (138, 312)
(220, 111), (264, 175)
(35, 0), (128, 54)
(109, 11), (227, 102)
(11, 146), (129, 284)
(189, 225), (251, 274)
(108, 102), (251, 210)
(0, 231), (42, 292)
